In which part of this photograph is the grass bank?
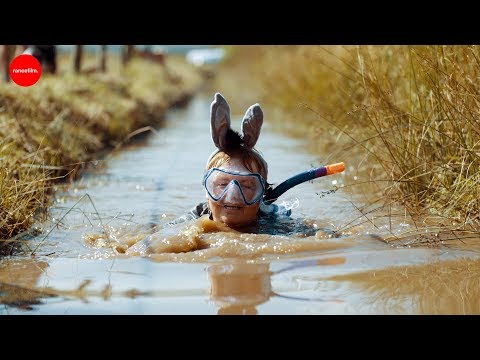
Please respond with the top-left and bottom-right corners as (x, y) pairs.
(214, 45), (480, 242)
(0, 53), (203, 250)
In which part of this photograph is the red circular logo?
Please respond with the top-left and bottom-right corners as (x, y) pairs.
(9, 54), (42, 87)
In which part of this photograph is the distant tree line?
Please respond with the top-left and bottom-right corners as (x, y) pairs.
(0, 45), (165, 82)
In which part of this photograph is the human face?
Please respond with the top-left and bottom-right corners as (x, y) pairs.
(206, 157), (265, 227)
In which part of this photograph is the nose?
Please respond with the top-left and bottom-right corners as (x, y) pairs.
(221, 180), (244, 205)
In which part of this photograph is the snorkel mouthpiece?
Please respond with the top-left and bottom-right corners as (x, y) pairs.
(323, 162), (346, 176)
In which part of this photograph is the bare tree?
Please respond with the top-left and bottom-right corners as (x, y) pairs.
(122, 45), (134, 66)
(74, 45), (83, 73)
(99, 45), (107, 72)
(1, 45), (15, 82)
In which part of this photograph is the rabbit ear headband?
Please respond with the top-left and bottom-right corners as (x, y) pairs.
(210, 92), (263, 150)
(207, 92), (266, 169)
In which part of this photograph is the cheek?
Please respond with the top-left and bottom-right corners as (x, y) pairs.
(243, 203), (260, 216)
(208, 199), (221, 213)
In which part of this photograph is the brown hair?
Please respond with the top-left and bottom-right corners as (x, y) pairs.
(206, 148), (268, 180)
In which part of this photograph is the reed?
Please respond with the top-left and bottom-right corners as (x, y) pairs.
(214, 45), (480, 241)
(0, 52), (202, 251)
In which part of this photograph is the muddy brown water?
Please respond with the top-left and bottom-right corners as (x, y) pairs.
(1, 93), (480, 314)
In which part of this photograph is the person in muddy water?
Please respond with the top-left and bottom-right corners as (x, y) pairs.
(124, 93), (335, 257)
(172, 93), (317, 236)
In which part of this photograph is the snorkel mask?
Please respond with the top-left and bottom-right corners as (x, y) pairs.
(203, 167), (266, 206)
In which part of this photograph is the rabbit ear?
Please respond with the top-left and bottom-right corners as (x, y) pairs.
(210, 93), (231, 149)
(241, 103), (263, 149)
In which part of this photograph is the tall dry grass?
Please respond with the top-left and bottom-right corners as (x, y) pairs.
(0, 53), (202, 250)
(346, 46), (480, 231)
(214, 45), (480, 241)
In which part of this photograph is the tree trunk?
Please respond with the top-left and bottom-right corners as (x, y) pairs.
(122, 45), (134, 66)
(99, 45), (107, 72)
(1, 45), (15, 82)
(74, 45), (83, 73)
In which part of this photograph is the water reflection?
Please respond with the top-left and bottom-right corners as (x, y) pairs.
(208, 262), (272, 315)
(207, 256), (348, 315)
(328, 257), (480, 314)
(4, 253), (478, 314)
(0, 259), (52, 311)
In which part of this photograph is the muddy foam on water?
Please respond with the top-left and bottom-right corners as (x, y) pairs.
(84, 215), (353, 262)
